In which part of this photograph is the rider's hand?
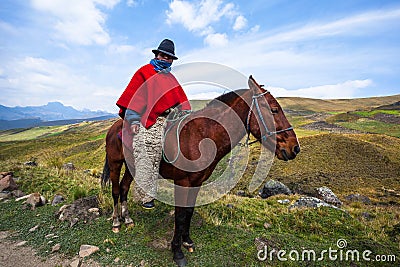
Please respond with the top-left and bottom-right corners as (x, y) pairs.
(131, 124), (140, 134)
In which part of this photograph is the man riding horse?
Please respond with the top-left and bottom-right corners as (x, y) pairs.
(116, 39), (191, 209)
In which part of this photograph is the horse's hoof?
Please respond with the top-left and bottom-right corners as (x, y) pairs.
(125, 222), (135, 229)
(125, 218), (134, 225)
(173, 256), (187, 267)
(112, 226), (120, 233)
(183, 242), (195, 253)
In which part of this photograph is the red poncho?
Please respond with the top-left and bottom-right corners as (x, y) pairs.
(117, 64), (191, 128)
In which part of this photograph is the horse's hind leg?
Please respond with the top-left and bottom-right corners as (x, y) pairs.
(120, 166), (134, 226)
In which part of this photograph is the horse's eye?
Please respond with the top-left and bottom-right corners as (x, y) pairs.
(271, 107), (279, 114)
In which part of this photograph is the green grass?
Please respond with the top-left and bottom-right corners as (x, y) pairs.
(338, 119), (400, 138)
(1, 193), (399, 266)
(1, 101), (400, 266)
(278, 94), (400, 113)
(353, 110), (400, 117)
(0, 125), (71, 141)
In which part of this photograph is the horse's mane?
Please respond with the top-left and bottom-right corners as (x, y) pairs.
(205, 89), (248, 108)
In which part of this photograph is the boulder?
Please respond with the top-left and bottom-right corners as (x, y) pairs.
(259, 179), (292, 199)
(63, 163), (75, 171)
(11, 190), (25, 198)
(79, 245), (99, 258)
(345, 193), (372, 205)
(52, 194), (65, 206)
(57, 196), (100, 226)
(0, 191), (11, 200)
(316, 186), (342, 207)
(69, 258), (82, 267)
(51, 243), (61, 253)
(289, 196), (339, 210)
(277, 199), (290, 204)
(0, 174), (18, 191)
(25, 192), (46, 210)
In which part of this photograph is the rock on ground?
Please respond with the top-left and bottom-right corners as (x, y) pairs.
(316, 186), (342, 207)
(259, 179), (292, 199)
(79, 245), (100, 258)
(0, 231), (100, 267)
(289, 196), (339, 210)
(0, 174), (18, 191)
(345, 193), (372, 204)
(57, 196), (100, 226)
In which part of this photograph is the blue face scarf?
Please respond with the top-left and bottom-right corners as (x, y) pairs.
(150, 58), (172, 73)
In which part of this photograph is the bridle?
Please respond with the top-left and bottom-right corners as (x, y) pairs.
(246, 90), (293, 145)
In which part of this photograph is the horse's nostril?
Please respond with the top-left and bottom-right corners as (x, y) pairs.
(294, 145), (300, 154)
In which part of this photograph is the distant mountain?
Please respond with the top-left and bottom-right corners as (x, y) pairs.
(0, 102), (116, 130)
(0, 101), (114, 121)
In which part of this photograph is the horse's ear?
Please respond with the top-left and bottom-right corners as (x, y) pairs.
(248, 75), (262, 93)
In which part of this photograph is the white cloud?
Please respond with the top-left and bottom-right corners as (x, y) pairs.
(267, 79), (373, 99)
(107, 44), (137, 54)
(94, 0), (120, 8)
(181, 79), (373, 100)
(250, 25), (260, 33)
(166, 0), (245, 45)
(177, 7), (400, 94)
(0, 56), (120, 112)
(31, 0), (120, 45)
(166, 0), (235, 32)
(126, 0), (137, 7)
(233, 15), (247, 31)
(253, 8), (400, 46)
(204, 33), (228, 47)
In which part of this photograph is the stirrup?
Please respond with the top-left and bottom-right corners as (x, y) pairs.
(141, 200), (155, 209)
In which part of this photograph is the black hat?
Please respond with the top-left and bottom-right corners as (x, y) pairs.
(152, 39), (178, 60)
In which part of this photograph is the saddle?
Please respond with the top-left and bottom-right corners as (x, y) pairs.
(117, 109), (191, 141)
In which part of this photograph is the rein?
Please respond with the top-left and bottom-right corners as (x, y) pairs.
(162, 110), (192, 164)
(246, 90), (293, 145)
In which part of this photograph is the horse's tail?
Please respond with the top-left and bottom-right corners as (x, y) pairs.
(101, 155), (110, 188)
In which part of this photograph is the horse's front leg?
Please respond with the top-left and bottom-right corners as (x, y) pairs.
(171, 186), (199, 266)
(120, 169), (134, 226)
(171, 206), (188, 267)
(182, 187), (199, 253)
(182, 207), (195, 253)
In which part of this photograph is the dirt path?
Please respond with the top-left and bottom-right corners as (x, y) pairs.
(0, 231), (100, 267)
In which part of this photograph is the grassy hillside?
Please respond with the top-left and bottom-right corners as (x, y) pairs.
(191, 94), (400, 113)
(278, 94), (400, 112)
(1, 95), (400, 266)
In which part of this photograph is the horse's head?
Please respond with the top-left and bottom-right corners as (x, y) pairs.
(247, 76), (300, 161)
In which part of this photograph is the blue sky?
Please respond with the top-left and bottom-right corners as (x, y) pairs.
(0, 0), (399, 113)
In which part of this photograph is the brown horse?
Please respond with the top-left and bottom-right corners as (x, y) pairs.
(101, 76), (300, 266)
